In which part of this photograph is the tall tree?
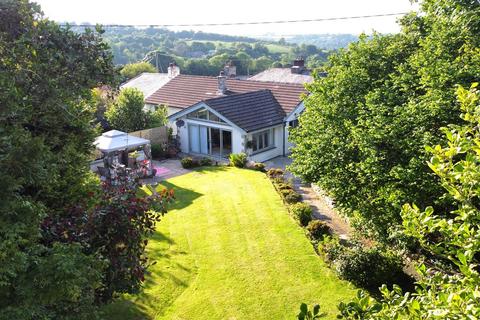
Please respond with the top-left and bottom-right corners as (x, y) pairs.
(338, 84), (480, 319)
(0, 1), (116, 318)
(290, 0), (480, 240)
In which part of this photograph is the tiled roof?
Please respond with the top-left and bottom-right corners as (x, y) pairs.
(203, 90), (285, 132)
(248, 68), (313, 84)
(145, 74), (306, 114)
(120, 73), (171, 98)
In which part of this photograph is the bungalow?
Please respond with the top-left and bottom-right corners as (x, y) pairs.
(145, 72), (307, 162)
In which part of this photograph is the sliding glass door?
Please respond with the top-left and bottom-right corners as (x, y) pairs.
(188, 124), (232, 158)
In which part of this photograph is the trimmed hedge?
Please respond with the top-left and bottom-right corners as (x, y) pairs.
(306, 220), (331, 240)
(291, 203), (313, 226)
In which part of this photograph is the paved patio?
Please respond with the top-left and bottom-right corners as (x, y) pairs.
(141, 158), (192, 184)
(264, 156), (352, 239)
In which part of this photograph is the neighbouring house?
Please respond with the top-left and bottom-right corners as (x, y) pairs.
(120, 72), (171, 100)
(119, 62), (180, 114)
(146, 72), (307, 162)
(248, 58), (314, 84)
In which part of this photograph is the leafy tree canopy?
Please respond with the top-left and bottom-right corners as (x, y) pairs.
(120, 61), (156, 79)
(338, 84), (480, 319)
(290, 0), (480, 240)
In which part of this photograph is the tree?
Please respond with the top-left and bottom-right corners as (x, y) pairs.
(120, 61), (156, 79)
(0, 0), (116, 318)
(252, 56), (274, 73)
(289, 0), (480, 240)
(337, 84), (480, 319)
(105, 88), (147, 132)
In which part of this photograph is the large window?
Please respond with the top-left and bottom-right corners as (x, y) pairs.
(187, 108), (225, 123)
(252, 129), (274, 152)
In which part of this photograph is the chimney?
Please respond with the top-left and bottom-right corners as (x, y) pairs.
(223, 60), (237, 78)
(217, 71), (227, 95)
(168, 62), (180, 78)
(291, 57), (305, 74)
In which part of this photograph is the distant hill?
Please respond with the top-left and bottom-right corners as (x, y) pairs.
(258, 33), (359, 50)
(286, 34), (359, 50)
(69, 26), (334, 77)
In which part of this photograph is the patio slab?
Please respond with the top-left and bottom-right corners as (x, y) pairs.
(141, 159), (191, 184)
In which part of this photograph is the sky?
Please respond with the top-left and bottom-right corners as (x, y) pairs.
(34, 0), (418, 36)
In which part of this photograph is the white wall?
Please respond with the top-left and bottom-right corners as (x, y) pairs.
(248, 125), (284, 163)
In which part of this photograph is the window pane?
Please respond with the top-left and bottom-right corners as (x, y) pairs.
(197, 108), (208, 119)
(208, 111), (220, 122)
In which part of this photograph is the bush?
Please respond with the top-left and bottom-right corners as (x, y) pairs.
(331, 244), (413, 292)
(276, 182), (293, 191)
(291, 203), (313, 226)
(306, 220), (331, 240)
(181, 157), (198, 169)
(252, 162), (265, 172)
(281, 189), (302, 204)
(199, 157), (212, 166)
(229, 152), (247, 168)
(151, 144), (165, 159)
(267, 168), (284, 178)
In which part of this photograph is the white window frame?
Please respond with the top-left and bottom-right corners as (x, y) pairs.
(252, 128), (274, 153)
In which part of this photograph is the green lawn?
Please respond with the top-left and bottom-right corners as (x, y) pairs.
(103, 167), (355, 319)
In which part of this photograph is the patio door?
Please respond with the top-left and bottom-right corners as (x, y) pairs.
(189, 124), (232, 158)
(189, 124), (209, 155)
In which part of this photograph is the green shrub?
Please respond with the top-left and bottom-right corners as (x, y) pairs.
(276, 182), (293, 191)
(332, 244), (413, 292)
(281, 189), (302, 204)
(306, 220), (331, 240)
(199, 157), (212, 166)
(150, 144), (165, 159)
(291, 203), (313, 226)
(267, 168), (284, 178)
(229, 153), (247, 168)
(181, 157), (198, 169)
(252, 162), (266, 172)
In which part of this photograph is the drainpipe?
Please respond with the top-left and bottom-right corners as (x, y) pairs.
(282, 123), (286, 157)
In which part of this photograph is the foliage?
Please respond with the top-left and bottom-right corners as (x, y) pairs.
(41, 175), (173, 302)
(199, 157), (213, 166)
(180, 157), (198, 169)
(306, 220), (331, 240)
(229, 152), (247, 168)
(289, 0), (480, 241)
(290, 203), (313, 226)
(246, 161), (266, 171)
(282, 189), (302, 204)
(0, 0), (116, 318)
(252, 162), (266, 172)
(105, 88), (146, 132)
(336, 85), (480, 319)
(151, 143), (166, 159)
(145, 105), (168, 128)
(332, 244), (411, 293)
(120, 62), (156, 79)
(266, 168), (284, 178)
(73, 25), (331, 75)
(297, 303), (324, 320)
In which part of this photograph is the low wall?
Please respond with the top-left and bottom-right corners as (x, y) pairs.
(130, 126), (168, 146)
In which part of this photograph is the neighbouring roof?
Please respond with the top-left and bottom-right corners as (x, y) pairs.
(202, 90), (285, 132)
(145, 74), (306, 114)
(248, 68), (313, 84)
(120, 73), (172, 99)
(94, 130), (150, 153)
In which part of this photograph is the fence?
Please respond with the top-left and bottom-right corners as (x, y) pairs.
(130, 126), (168, 146)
